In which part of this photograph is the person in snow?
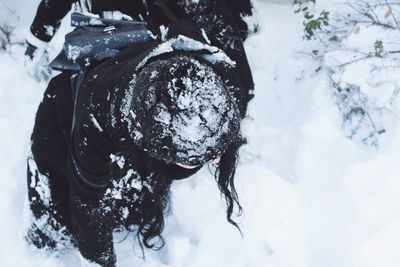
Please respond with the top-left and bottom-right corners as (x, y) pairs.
(26, 1), (255, 266)
(25, 0), (256, 83)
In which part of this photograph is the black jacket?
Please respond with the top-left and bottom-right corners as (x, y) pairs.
(30, 0), (255, 104)
(65, 20), (250, 266)
(31, 0), (254, 42)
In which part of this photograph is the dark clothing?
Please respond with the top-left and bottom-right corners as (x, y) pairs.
(27, 72), (74, 250)
(28, 18), (251, 266)
(31, 0), (254, 41)
(30, 0), (255, 104)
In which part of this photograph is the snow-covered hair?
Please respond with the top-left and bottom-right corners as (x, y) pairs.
(128, 54), (241, 166)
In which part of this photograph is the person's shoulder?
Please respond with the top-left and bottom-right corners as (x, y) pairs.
(167, 19), (207, 43)
(111, 39), (160, 63)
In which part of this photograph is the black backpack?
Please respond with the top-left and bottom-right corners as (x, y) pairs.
(50, 12), (151, 71)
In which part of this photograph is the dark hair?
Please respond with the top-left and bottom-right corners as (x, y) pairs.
(113, 138), (245, 254)
(213, 139), (245, 231)
(114, 151), (172, 251)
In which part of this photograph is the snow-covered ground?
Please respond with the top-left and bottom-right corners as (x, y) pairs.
(1, 0), (400, 267)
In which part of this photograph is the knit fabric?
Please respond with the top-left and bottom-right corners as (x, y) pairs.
(122, 55), (241, 166)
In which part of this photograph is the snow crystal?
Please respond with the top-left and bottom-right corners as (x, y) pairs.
(103, 167), (142, 204)
(102, 11), (133, 21)
(89, 113), (104, 132)
(121, 207), (129, 219)
(129, 110), (136, 119)
(200, 28), (211, 44)
(130, 177), (143, 191)
(109, 154), (125, 169)
(44, 25), (55, 37)
(154, 104), (171, 125)
(27, 155), (51, 207)
(159, 25), (168, 41)
(150, 70), (158, 79)
(66, 44), (94, 61)
(88, 17), (103, 26)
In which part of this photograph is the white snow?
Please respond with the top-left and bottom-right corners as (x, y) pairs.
(1, 0), (400, 267)
(136, 35), (236, 70)
(109, 154), (125, 169)
(89, 114), (104, 132)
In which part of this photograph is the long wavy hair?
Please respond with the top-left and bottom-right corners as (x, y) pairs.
(113, 138), (245, 253)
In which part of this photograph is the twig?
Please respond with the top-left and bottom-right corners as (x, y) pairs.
(385, 0), (400, 29)
(0, 1), (16, 15)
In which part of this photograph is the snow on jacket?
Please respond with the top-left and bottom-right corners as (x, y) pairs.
(29, 0), (255, 105)
(30, 0), (255, 42)
(65, 20), (249, 266)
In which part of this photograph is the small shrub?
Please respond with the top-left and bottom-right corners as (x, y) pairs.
(294, 1), (330, 40)
(374, 40), (384, 57)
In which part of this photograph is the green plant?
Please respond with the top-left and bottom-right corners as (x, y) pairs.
(294, 1), (330, 40)
(304, 9), (329, 40)
(374, 40), (384, 57)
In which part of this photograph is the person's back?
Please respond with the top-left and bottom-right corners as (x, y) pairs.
(26, 10), (254, 266)
(25, 0), (256, 88)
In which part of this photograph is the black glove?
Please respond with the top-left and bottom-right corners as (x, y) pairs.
(24, 41), (52, 82)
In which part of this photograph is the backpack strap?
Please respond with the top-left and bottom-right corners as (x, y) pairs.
(70, 69), (86, 136)
(69, 68), (117, 190)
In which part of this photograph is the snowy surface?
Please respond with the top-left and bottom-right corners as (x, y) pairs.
(1, 0), (400, 267)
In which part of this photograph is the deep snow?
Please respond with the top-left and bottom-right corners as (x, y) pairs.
(1, 0), (400, 267)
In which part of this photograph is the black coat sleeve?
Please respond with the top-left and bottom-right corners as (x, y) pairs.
(175, 0), (255, 114)
(30, 0), (77, 42)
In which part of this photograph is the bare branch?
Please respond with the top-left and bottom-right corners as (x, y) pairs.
(385, 0), (400, 29)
